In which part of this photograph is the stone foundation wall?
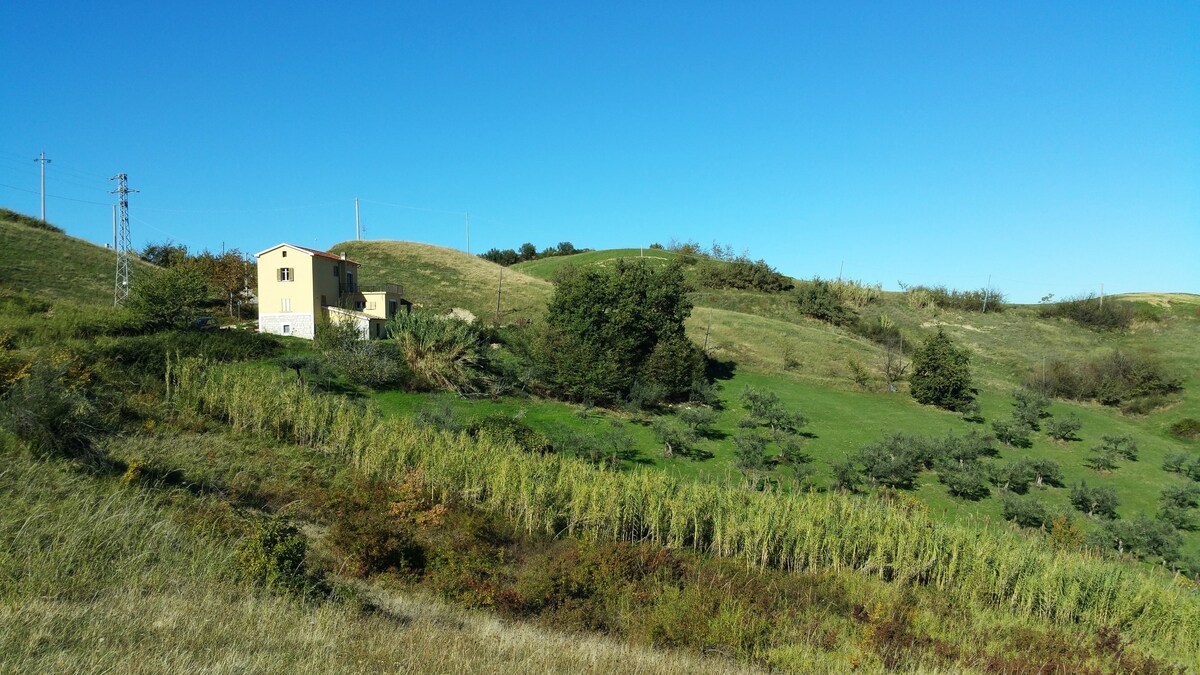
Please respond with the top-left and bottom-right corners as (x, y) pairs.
(259, 312), (316, 339)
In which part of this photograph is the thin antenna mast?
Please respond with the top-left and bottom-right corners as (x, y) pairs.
(111, 173), (138, 305)
(34, 152), (51, 222)
(355, 197), (361, 240)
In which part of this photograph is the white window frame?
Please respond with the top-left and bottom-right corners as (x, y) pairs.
(282, 324), (291, 335)
(281, 298), (291, 312)
(279, 267), (293, 282)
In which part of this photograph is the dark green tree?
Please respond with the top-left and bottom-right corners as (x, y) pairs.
(909, 329), (975, 411)
(535, 260), (703, 404)
(1001, 493), (1051, 529)
(1070, 481), (1120, 519)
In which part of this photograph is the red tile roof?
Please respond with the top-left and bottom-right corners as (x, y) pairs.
(255, 243), (357, 265)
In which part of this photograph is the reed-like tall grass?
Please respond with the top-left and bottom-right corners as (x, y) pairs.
(172, 361), (1200, 659)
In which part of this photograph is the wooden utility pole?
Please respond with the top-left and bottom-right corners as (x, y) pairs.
(495, 266), (503, 326)
(703, 308), (712, 353)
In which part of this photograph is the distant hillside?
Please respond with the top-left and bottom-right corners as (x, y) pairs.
(329, 240), (552, 322)
(0, 208), (122, 306)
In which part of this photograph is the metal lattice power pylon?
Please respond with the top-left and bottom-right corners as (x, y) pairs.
(111, 173), (138, 305)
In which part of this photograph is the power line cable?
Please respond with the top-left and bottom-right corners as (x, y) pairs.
(0, 182), (112, 206)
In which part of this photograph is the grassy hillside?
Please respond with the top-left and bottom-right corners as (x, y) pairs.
(330, 240), (552, 322)
(0, 208), (125, 306)
(514, 247), (691, 280)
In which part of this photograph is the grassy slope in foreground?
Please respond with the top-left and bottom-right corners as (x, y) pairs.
(330, 239), (552, 322)
(0, 209), (124, 306)
(0, 445), (752, 675)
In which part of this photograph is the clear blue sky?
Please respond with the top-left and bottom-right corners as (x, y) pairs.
(2, 2), (1196, 302)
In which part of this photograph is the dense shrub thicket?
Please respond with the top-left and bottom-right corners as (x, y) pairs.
(1039, 294), (1135, 331)
(695, 257), (792, 293)
(1031, 350), (1182, 408)
(905, 285), (1005, 313)
(793, 279), (854, 326)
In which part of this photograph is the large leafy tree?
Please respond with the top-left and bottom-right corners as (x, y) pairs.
(535, 259), (703, 404)
(909, 329), (975, 411)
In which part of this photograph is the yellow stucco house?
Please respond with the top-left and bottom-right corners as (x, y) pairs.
(255, 243), (409, 340)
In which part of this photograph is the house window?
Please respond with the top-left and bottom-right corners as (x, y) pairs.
(346, 272), (355, 292)
(367, 301), (376, 310)
(281, 250), (287, 257)
(281, 298), (291, 312)
(333, 265), (339, 277)
(389, 300), (398, 318)
(282, 324), (291, 335)
(375, 323), (381, 338)
(354, 300), (366, 311)
(278, 267), (293, 281)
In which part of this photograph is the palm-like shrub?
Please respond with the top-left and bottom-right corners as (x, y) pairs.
(387, 311), (483, 392)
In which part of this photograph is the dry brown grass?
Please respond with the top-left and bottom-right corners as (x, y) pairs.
(2, 587), (761, 675)
(330, 240), (552, 323)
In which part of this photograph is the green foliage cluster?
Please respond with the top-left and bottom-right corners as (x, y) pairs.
(1071, 481), (1120, 519)
(793, 278), (853, 325)
(479, 241), (585, 266)
(908, 329), (974, 412)
(103, 328), (281, 374)
(386, 310), (484, 392)
(904, 284), (1005, 312)
(0, 356), (100, 462)
(139, 240), (256, 316)
(469, 413), (552, 454)
(532, 260), (704, 405)
(315, 319), (409, 388)
(1158, 484), (1200, 531)
(1001, 493), (1052, 529)
(1168, 418), (1200, 441)
(237, 518), (313, 597)
(326, 481), (424, 577)
(1164, 452), (1200, 481)
(126, 265), (210, 330)
(1086, 435), (1139, 473)
(1035, 349), (1182, 409)
(1039, 294), (1135, 331)
(695, 257), (792, 292)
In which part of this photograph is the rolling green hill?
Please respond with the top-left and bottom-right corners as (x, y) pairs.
(0, 208), (125, 306)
